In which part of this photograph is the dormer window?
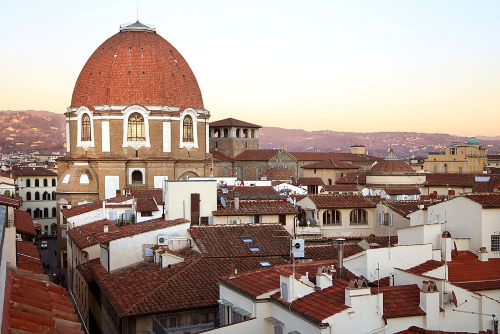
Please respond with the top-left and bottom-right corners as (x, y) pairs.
(81, 113), (91, 141)
(128, 112), (145, 141)
(240, 236), (254, 243)
(247, 244), (261, 252)
(183, 115), (194, 142)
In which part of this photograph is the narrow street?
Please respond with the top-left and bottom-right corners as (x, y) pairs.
(37, 237), (66, 287)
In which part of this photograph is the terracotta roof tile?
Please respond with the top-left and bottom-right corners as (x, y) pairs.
(375, 284), (425, 318)
(395, 326), (485, 334)
(136, 198), (159, 212)
(11, 166), (58, 177)
(2, 268), (84, 334)
(405, 260), (444, 275)
(88, 254), (287, 316)
(383, 188), (421, 195)
(425, 173), (476, 187)
(448, 256), (500, 291)
(298, 177), (325, 186)
(126, 188), (163, 203)
(67, 219), (119, 249)
(306, 194), (376, 209)
(385, 200), (433, 217)
(190, 224), (291, 257)
(210, 150), (232, 162)
(210, 118), (261, 128)
(16, 241), (43, 274)
(322, 184), (359, 192)
(463, 193), (500, 207)
(234, 150), (280, 161)
(0, 195), (21, 207)
(214, 199), (297, 216)
(290, 152), (378, 163)
(302, 159), (360, 170)
(225, 186), (280, 198)
(370, 160), (415, 173)
(14, 209), (36, 236)
(94, 218), (189, 244)
(335, 172), (367, 185)
(261, 168), (295, 181)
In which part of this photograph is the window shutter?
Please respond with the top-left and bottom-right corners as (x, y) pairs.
(258, 215), (262, 224)
(250, 216), (255, 224)
(209, 216), (214, 225)
(389, 213), (393, 227)
(378, 212), (383, 225)
(281, 282), (288, 301)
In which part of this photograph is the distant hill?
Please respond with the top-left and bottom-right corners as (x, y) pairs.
(259, 127), (500, 158)
(0, 110), (499, 158)
(0, 110), (66, 154)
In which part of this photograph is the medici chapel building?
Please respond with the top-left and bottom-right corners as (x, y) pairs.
(56, 21), (212, 205)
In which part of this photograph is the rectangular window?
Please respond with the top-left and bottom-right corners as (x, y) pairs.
(281, 282), (288, 301)
(279, 215), (286, 225)
(141, 212), (153, 217)
(492, 235), (500, 252)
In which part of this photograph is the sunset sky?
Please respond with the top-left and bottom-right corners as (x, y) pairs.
(1, 0), (498, 136)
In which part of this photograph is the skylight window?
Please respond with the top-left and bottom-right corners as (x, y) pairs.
(247, 244), (261, 252)
(259, 261), (271, 267)
(240, 236), (254, 243)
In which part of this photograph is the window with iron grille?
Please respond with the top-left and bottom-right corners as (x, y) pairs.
(492, 234), (500, 252)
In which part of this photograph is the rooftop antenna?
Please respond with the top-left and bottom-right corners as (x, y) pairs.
(136, 0), (139, 22)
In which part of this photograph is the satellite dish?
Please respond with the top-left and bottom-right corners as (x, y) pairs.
(220, 197), (227, 208)
(361, 188), (370, 197)
(452, 291), (458, 307)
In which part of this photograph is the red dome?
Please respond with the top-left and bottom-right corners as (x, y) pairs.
(71, 23), (204, 109)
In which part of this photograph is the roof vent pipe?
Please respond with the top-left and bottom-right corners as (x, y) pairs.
(337, 238), (345, 279)
(234, 192), (240, 210)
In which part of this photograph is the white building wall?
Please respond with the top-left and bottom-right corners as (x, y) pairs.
(164, 180), (217, 221)
(108, 222), (190, 271)
(345, 244), (433, 281)
(398, 224), (442, 249)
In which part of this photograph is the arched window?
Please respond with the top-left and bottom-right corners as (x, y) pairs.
(223, 128), (229, 138)
(34, 208), (41, 218)
(81, 113), (91, 141)
(257, 167), (262, 180)
(238, 167), (244, 179)
(183, 115), (194, 142)
(52, 191), (56, 200)
(43, 179), (48, 187)
(213, 128), (220, 138)
(323, 210), (341, 225)
(26, 192), (32, 201)
(44, 208), (49, 217)
(127, 112), (145, 141)
(52, 179), (56, 186)
(43, 192), (50, 200)
(35, 192), (40, 200)
(236, 128), (241, 138)
(243, 129), (248, 138)
(350, 209), (368, 224)
(251, 129), (255, 138)
(52, 207), (57, 217)
(132, 170), (143, 184)
(223, 167), (228, 177)
(35, 179), (39, 187)
(26, 179), (31, 187)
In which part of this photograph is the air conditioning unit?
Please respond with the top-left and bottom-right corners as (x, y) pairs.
(157, 235), (169, 246)
(291, 239), (305, 258)
(230, 218), (241, 225)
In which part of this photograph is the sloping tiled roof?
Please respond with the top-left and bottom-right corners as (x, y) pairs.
(383, 188), (421, 195)
(463, 193), (500, 208)
(305, 244), (364, 262)
(14, 209), (36, 236)
(62, 201), (103, 218)
(127, 188), (163, 204)
(363, 235), (398, 248)
(404, 260), (444, 275)
(87, 254), (288, 317)
(261, 168), (295, 181)
(395, 326), (484, 334)
(385, 200), (432, 218)
(298, 177), (325, 186)
(210, 118), (261, 128)
(210, 150), (232, 162)
(226, 186), (280, 198)
(270, 279), (350, 323)
(335, 172), (366, 185)
(473, 175), (500, 193)
(375, 284), (425, 319)
(213, 199), (297, 216)
(425, 173), (475, 187)
(234, 149), (280, 161)
(136, 198), (159, 212)
(11, 166), (58, 177)
(290, 152), (377, 163)
(448, 256), (500, 291)
(219, 268), (280, 298)
(16, 241), (43, 274)
(2, 267), (84, 334)
(190, 224), (291, 257)
(94, 218), (189, 244)
(302, 159), (360, 170)
(306, 194), (376, 209)
(67, 219), (119, 249)
(0, 195), (21, 208)
(322, 184), (359, 192)
(369, 160), (414, 173)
